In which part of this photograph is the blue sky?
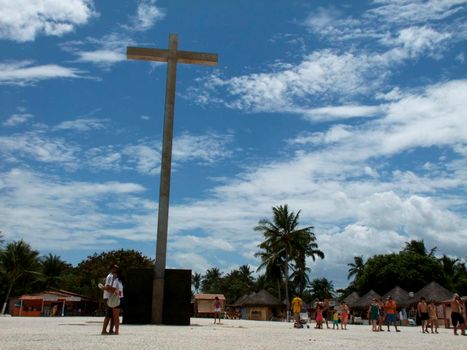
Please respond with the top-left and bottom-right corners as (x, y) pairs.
(0, 0), (466, 288)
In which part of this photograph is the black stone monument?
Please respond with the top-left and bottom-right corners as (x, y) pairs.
(123, 268), (191, 325)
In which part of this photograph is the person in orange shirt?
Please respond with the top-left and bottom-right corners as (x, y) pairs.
(384, 296), (401, 332)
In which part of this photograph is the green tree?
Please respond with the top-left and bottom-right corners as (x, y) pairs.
(220, 268), (254, 303)
(347, 255), (365, 281)
(39, 254), (71, 290)
(0, 240), (40, 315)
(309, 277), (335, 300)
(254, 273), (279, 298)
(291, 232), (324, 295)
(255, 204), (322, 314)
(201, 267), (223, 293)
(403, 240), (436, 257)
(255, 249), (284, 301)
(354, 251), (445, 295)
(192, 272), (202, 294)
(238, 265), (254, 289)
(73, 249), (154, 300)
(439, 255), (467, 294)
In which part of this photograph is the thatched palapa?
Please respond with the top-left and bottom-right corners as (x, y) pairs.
(352, 290), (381, 309)
(412, 281), (453, 303)
(343, 291), (360, 308)
(233, 290), (284, 321)
(382, 286), (411, 308)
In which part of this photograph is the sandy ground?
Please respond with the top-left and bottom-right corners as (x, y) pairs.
(0, 316), (466, 350)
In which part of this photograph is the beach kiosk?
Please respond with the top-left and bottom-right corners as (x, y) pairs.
(10, 290), (93, 317)
(194, 294), (225, 317)
(233, 290), (284, 321)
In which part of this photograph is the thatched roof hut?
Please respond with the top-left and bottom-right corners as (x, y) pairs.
(232, 290), (284, 321)
(412, 281), (452, 303)
(352, 290), (381, 309)
(382, 286), (411, 307)
(343, 291), (360, 307)
(234, 290), (283, 307)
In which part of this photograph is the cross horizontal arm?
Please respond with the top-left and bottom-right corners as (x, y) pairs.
(127, 47), (218, 66)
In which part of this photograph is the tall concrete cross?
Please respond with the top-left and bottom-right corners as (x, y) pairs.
(127, 34), (218, 324)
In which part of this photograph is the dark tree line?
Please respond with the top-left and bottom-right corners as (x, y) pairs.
(0, 239), (154, 315)
(343, 240), (467, 297)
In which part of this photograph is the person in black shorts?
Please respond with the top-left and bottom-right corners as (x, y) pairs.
(417, 297), (429, 333)
(450, 293), (466, 336)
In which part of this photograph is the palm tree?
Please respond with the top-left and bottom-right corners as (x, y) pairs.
(255, 249), (284, 301)
(403, 240), (437, 257)
(438, 255), (464, 290)
(309, 277), (335, 300)
(0, 240), (40, 315)
(39, 254), (70, 289)
(238, 264), (254, 288)
(347, 255), (365, 281)
(201, 268), (222, 293)
(192, 272), (202, 294)
(255, 204), (320, 314)
(291, 230), (324, 294)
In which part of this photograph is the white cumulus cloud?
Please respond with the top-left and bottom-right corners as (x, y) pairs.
(0, 0), (97, 42)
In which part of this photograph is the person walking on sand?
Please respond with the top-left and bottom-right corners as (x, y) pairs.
(384, 296), (400, 332)
(100, 264), (118, 335)
(427, 300), (438, 334)
(417, 297), (429, 333)
(450, 293), (466, 336)
(332, 308), (339, 330)
(315, 303), (323, 329)
(340, 302), (350, 330)
(368, 298), (379, 332)
(109, 268), (123, 335)
(291, 294), (303, 328)
(322, 298), (330, 329)
(213, 296), (222, 324)
(378, 298), (385, 331)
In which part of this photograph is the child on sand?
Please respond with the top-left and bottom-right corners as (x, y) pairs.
(340, 302), (349, 330)
(213, 296), (222, 324)
(428, 300), (439, 334)
(332, 309), (339, 330)
(315, 304), (323, 329)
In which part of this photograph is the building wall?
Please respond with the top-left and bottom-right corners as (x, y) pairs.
(246, 306), (272, 321)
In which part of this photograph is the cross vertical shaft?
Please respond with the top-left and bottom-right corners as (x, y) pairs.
(152, 33), (178, 325)
(127, 34), (217, 325)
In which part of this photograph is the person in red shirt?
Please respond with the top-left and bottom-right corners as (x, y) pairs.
(384, 296), (401, 332)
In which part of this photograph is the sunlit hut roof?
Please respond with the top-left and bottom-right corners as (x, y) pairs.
(382, 286), (410, 307)
(343, 292), (360, 307)
(194, 294), (226, 301)
(233, 290), (283, 307)
(412, 281), (453, 302)
(352, 290), (381, 309)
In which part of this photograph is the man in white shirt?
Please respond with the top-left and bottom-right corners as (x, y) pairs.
(101, 264), (118, 335)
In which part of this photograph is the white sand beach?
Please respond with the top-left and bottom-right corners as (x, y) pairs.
(0, 317), (465, 350)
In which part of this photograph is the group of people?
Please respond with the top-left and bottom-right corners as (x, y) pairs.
(99, 264), (124, 335)
(291, 293), (466, 336)
(291, 296), (350, 330)
(314, 299), (350, 330)
(367, 297), (401, 332)
(415, 297), (439, 334)
(415, 294), (465, 336)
